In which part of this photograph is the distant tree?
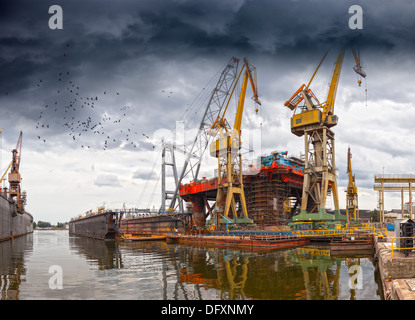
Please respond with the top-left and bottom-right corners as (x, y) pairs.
(33, 222), (37, 229)
(37, 221), (52, 228)
(370, 209), (380, 222)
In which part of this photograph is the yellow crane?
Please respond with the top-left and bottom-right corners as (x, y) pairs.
(209, 58), (261, 226)
(284, 49), (365, 226)
(285, 49), (345, 136)
(346, 147), (359, 222)
(1, 161), (12, 184)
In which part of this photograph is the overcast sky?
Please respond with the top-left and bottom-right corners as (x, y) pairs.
(1, 0), (415, 223)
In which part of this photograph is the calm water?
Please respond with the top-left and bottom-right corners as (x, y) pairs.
(0, 230), (383, 300)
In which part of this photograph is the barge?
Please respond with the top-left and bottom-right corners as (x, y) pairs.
(69, 207), (190, 240)
(166, 232), (309, 250)
(330, 234), (374, 251)
(69, 208), (119, 240)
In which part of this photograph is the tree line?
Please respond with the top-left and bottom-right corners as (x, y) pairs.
(34, 221), (68, 229)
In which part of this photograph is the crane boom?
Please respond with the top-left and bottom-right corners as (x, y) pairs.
(322, 48), (344, 122)
(233, 58), (261, 134)
(1, 161), (12, 182)
(352, 49), (366, 78)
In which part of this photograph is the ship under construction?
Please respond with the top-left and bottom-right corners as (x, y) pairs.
(179, 151), (304, 229)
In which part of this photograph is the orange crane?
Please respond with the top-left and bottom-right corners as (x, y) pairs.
(8, 131), (25, 214)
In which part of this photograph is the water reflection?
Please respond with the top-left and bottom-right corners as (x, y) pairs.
(0, 234), (32, 300)
(1, 231), (383, 300)
(69, 235), (123, 269)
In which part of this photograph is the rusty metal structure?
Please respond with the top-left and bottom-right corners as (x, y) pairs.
(0, 130), (33, 241)
(244, 152), (304, 225)
(8, 131), (26, 214)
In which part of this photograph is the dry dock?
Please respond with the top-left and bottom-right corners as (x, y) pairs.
(376, 230), (415, 300)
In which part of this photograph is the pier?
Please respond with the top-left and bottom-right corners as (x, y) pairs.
(375, 230), (415, 299)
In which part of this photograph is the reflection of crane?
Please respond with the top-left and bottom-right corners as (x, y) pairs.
(346, 147), (359, 222)
(210, 58), (261, 226)
(285, 49), (365, 225)
(8, 131), (25, 214)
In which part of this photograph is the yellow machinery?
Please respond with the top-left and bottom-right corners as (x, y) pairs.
(346, 147), (359, 222)
(209, 58), (261, 225)
(1, 161), (12, 185)
(284, 49), (365, 225)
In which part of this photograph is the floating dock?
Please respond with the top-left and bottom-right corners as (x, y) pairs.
(0, 192), (33, 242)
(119, 212), (188, 235)
(69, 210), (118, 240)
(330, 234), (374, 251)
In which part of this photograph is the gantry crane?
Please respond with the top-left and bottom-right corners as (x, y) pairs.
(284, 49), (365, 226)
(346, 147), (359, 222)
(8, 131), (25, 214)
(161, 57), (240, 213)
(209, 58), (261, 226)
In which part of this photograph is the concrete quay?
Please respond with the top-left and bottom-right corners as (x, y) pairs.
(376, 231), (415, 300)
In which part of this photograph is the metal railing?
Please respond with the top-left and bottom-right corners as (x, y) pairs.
(391, 237), (415, 259)
(375, 174), (415, 179)
(167, 232), (299, 242)
(292, 226), (386, 238)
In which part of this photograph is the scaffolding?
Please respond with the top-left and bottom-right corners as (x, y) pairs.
(244, 169), (303, 227)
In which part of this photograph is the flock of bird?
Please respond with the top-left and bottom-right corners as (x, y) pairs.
(31, 43), (159, 151)
(0, 42), (185, 152)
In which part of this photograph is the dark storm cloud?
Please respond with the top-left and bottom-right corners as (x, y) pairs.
(1, 0), (414, 148)
(0, 0), (411, 93)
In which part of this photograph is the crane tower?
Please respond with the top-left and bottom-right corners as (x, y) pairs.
(346, 147), (359, 222)
(284, 49), (365, 227)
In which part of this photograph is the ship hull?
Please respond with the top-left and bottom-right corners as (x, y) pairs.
(0, 194), (33, 242)
(69, 211), (118, 240)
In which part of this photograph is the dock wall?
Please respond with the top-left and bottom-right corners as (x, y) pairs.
(375, 233), (415, 300)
